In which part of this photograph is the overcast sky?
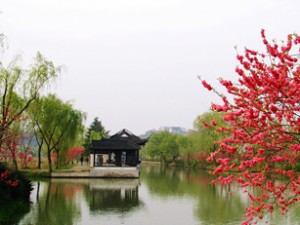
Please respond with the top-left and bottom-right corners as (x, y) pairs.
(0, 0), (299, 135)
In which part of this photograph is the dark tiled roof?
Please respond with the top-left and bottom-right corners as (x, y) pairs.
(91, 139), (140, 150)
(110, 129), (148, 145)
(90, 129), (148, 152)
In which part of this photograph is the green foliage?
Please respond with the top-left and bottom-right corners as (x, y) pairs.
(21, 170), (51, 179)
(0, 52), (59, 136)
(193, 111), (227, 153)
(151, 112), (228, 168)
(84, 117), (108, 153)
(295, 162), (300, 172)
(186, 131), (205, 152)
(0, 49), (59, 170)
(142, 131), (185, 166)
(30, 94), (86, 171)
(142, 112), (228, 169)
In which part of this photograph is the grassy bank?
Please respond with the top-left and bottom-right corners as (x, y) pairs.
(20, 169), (51, 179)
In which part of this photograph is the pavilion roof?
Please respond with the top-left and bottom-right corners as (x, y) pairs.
(90, 129), (148, 152)
(109, 129), (148, 145)
(91, 139), (140, 150)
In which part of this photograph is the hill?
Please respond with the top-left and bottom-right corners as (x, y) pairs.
(140, 126), (189, 139)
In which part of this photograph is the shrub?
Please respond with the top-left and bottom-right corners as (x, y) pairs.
(0, 163), (33, 203)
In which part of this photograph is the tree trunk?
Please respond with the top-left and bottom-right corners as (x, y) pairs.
(187, 154), (192, 167)
(161, 157), (168, 167)
(38, 146), (41, 169)
(12, 158), (18, 171)
(173, 156), (178, 166)
(55, 150), (59, 170)
(37, 138), (43, 169)
(47, 149), (52, 172)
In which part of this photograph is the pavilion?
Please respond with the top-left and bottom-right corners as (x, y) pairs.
(89, 129), (148, 177)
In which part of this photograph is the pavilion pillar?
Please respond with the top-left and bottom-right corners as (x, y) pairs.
(115, 152), (122, 167)
(93, 152), (96, 167)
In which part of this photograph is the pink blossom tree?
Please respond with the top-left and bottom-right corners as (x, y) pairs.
(200, 29), (300, 224)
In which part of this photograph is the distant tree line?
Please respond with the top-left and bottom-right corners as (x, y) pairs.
(141, 111), (226, 168)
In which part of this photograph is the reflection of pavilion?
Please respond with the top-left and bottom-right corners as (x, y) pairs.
(89, 179), (142, 213)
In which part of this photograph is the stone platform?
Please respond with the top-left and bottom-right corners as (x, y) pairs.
(50, 166), (140, 178)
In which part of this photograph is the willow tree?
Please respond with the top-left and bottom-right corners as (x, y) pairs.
(193, 111), (227, 154)
(0, 52), (58, 139)
(0, 50), (59, 170)
(31, 94), (86, 172)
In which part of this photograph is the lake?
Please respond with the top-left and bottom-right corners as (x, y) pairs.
(17, 165), (300, 225)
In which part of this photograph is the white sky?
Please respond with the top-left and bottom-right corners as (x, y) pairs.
(0, 0), (299, 135)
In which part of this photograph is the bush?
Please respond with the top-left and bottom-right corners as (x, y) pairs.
(0, 163), (33, 203)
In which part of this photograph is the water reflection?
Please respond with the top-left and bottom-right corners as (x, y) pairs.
(19, 178), (142, 225)
(20, 180), (83, 225)
(17, 166), (300, 225)
(141, 166), (245, 224)
(140, 165), (300, 225)
(88, 179), (142, 213)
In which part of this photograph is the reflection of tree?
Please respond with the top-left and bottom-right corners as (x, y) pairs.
(141, 165), (245, 224)
(141, 166), (183, 197)
(265, 202), (300, 224)
(0, 200), (30, 225)
(13, 168), (300, 225)
(19, 180), (81, 225)
(194, 184), (244, 225)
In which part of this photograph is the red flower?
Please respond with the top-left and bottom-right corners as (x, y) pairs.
(201, 80), (212, 91)
(211, 119), (217, 126)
